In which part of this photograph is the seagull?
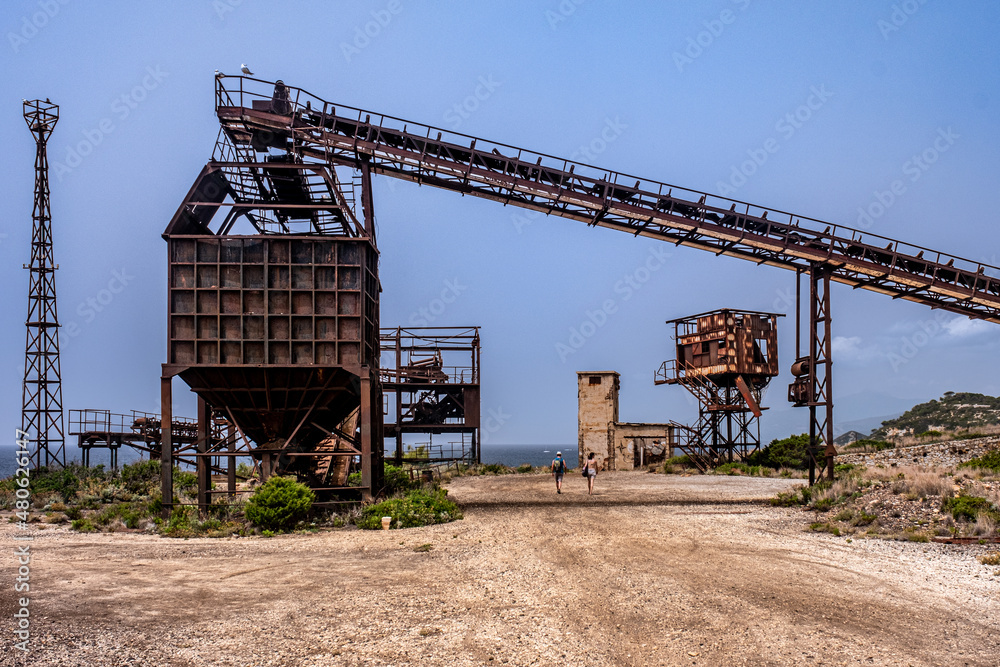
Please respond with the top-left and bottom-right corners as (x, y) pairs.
(241, 64), (254, 75)
(215, 69), (222, 77)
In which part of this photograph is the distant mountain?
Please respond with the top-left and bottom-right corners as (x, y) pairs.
(870, 392), (1000, 438)
(834, 430), (866, 446)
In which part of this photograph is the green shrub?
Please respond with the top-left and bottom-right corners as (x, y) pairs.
(120, 460), (161, 494)
(164, 506), (195, 537)
(749, 434), (812, 470)
(71, 518), (96, 532)
(30, 466), (82, 499)
(245, 476), (316, 532)
(918, 430), (943, 438)
(173, 469), (198, 493)
(959, 449), (1000, 473)
(515, 464), (534, 474)
(941, 494), (998, 522)
(666, 455), (691, 466)
(357, 488), (462, 530)
(834, 463), (857, 474)
(347, 471), (361, 487)
(64, 506), (82, 521)
(480, 463), (509, 475)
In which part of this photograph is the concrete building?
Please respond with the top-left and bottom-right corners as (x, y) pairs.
(577, 371), (673, 471)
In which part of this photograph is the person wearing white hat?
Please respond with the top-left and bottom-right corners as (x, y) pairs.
(550, 451), (567, 494)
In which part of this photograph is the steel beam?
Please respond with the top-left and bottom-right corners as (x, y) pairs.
(160, 375), (174, 519)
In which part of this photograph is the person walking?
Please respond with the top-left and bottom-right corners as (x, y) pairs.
(551, 451), (567, 494)
(583, 451), (599, 495)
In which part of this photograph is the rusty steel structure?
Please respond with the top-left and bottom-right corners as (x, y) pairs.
(21, 99), (66, 469)
(158, 74), (999, 495)
(655, 310), (781, 470)
(161, 80), (384, 514)
(68, 408), (230, 470)
(380, 327), (481, 465)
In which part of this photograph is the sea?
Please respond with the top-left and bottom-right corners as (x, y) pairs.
(0, 443), (578, 479)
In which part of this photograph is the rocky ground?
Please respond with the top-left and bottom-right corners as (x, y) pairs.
(2, 472), (998, 666)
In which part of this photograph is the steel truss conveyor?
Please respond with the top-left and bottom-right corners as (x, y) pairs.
(211, 76), (1000, 323)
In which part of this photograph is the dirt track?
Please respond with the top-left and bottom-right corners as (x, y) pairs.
(3, 472), (998, 666)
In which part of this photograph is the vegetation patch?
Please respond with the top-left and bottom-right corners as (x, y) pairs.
(959, 449), (1000, 473)
(357, 488), (462, 530)
(245, 476), (316, 532)
(941, 494), (998, 522)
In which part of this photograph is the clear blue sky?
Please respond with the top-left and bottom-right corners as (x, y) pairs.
(1, 0), (998, 453)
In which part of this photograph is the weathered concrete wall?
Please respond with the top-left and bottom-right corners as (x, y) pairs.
(837, 436), (999, 468)
(613, 423), (673, 470)
(577, 372), (619, 470)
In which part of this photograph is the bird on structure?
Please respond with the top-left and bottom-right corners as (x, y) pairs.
(215, 69), (222, 77)
(241, 64), (253, 75)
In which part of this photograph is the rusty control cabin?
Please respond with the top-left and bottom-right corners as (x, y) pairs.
(655, 309), (781, 470)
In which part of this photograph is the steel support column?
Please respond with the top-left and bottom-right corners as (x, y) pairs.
(197, 397), (211, 515)
(360, 366), (373, 501)
(160, 376), (174, 519)
(808, 265), (835, 484)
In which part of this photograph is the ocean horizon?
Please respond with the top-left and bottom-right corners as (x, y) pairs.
(0, 443), (578, 479)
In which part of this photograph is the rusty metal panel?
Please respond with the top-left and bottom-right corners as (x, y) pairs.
(167, 235), (377, 369)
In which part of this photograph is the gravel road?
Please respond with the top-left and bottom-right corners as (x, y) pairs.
(2, 472), (997, 666)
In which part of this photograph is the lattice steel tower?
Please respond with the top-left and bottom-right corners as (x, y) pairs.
(21, 99), (65, 468)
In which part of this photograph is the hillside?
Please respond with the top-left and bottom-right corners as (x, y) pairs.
(870, 392), (1000, 439)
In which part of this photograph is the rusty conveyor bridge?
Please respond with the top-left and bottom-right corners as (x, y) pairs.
(209, 76), (1000, 322)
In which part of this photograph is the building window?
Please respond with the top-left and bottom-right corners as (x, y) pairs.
(589, 375), (602, 385)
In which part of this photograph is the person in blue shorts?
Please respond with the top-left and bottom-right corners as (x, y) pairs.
(551, 451), (567, 494)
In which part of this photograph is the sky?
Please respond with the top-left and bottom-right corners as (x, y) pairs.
(1, 0), (999, 457)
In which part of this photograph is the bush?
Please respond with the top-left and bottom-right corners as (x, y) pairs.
(30, 466), (82, 499)
(71, 518), (96, 532)
(960, 449), (1000, 473)
(516, 464), (534, 474)
(245, 476), (315, 532)
(749, 434), (812, 470)
(942, 494), (998, 522)
(480, 463), (509, 475)
(357, 488), (462, 530)
(120, 460), (161, 495)
(666, 455), (691, 466)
